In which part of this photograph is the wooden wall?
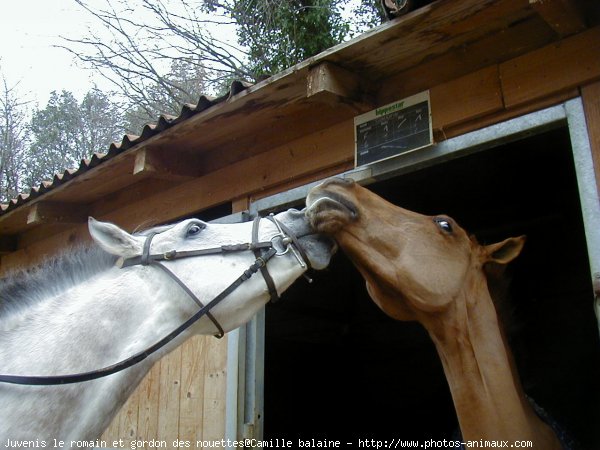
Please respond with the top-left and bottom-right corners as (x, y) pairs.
(101, 336), (228, 449)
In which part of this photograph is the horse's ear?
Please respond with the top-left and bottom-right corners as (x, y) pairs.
(483, 235), (526, 265)
(88, 217), (142, 258)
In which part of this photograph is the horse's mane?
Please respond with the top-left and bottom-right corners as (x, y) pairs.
(0, 245), (117, 318)
(0, 222), (176, 319)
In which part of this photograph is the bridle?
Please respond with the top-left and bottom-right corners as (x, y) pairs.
(0, 215), (311, 385)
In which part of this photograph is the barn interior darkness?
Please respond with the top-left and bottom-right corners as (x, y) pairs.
(263, 126), (600, 448)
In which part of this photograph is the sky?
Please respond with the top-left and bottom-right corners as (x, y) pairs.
(0, 0), (364, 109)
(0, 0), (110, 106)
(0, 0), (241, 108)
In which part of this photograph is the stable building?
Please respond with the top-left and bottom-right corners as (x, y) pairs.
(1, 0), (599, 447)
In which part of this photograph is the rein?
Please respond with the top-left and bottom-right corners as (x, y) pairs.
(0, 215), (310, 385)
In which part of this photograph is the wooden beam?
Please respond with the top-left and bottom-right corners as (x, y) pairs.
(26, 201), (88, 226)
(530, 0), (586, 37)
(232, 196), (250, 213)
(431, 65), (503, 131)
(100, 119), (355, 229)
(377, 15), (557, 104)
(306, 61), (372, 110)
(133, 148), (201, 181)
(307, 62), (360, 98)
(500, 26), (600, 108)
(437, 88), (578, 141)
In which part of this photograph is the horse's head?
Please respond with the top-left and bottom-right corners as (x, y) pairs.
(88, 210), (335, 333)
(306, 178), (525, 322)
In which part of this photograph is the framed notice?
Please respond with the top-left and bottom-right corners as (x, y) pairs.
(354, 91), (433, 167)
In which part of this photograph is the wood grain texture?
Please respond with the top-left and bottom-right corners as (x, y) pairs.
(431, 66), (503, 131)
(500, 27), (600, 108)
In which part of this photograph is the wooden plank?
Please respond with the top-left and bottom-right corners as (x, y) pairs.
(158, 347), (182, 447)
(306, 61), (371, 110)
(37, 154), (137, 205)
(192, 98), (364, 177)
(101, 410), (121, 445)
(436, 88), (578, 141)
(431, 65), (503, 131)
(201, 336), (228, 442)
(581, 82), (600, 198)
(26, 201), (88, 226)
(117, 383), (140, 448)
(178, 336), (206, 443)
(0, 208), (28, 235)
(378, 15), (557, 103)
(136, 363), (161, 443)
(307, 62), (361, 99)
(500, 26), (600, 108)
(133, 148), (200, 181)
(530, 0), (586, 37)
(327, 0), (534, 79)
(250, 161), (353, 205)
(90, 178), (176, 221)
(0, 224), (90, 274)
(99, 119), (354, 230)
(232, 197), (250, 213)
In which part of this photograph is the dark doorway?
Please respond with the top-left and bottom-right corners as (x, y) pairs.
(264, 127), (600, 448)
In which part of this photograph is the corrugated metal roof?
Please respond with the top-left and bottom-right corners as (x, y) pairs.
(0, 80), (253, 216)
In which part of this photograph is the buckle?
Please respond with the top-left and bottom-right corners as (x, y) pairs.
(268, 215), (306, 269)
(164, 250), (177, 260)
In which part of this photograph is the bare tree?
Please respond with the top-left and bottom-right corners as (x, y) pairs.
(60, 0), (384, 131)
(60, 0), (249, 129)
(0, 75), (29, 202)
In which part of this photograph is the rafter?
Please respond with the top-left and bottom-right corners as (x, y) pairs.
(530, 0), (586, 37)
(306, 61), (372, 111)
(26, 202), (88, 226)
(133, 148), (201, 181)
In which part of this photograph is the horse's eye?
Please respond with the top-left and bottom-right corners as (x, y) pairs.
(434, 218), (453, 233)
(186, 223), (204, 237)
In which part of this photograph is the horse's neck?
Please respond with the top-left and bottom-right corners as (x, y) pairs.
(3, 268), (187, 366)
(0, 267), (193, 442)
(422, 273), (561, 448)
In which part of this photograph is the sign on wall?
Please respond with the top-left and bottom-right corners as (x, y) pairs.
(354, 91), (433, 167)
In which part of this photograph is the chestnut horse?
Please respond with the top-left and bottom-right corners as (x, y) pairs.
(306, 178), (565, 449)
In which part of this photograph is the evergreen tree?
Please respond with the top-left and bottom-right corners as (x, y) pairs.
(229, 0), (350, 78)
